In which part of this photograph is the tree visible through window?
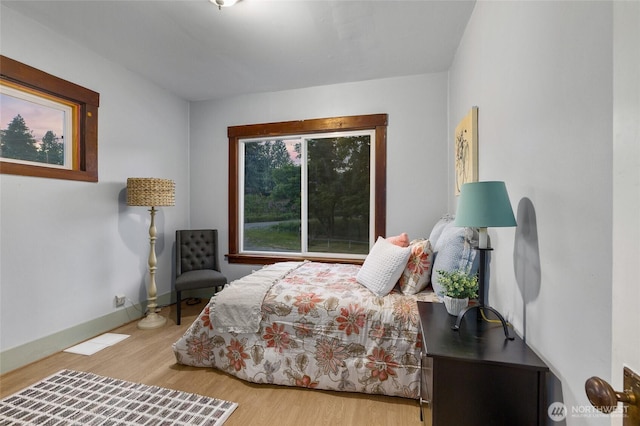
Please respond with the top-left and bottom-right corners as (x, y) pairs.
(0, 55), (99, 182)
(1, 102), (69, 168)
(228, 114), (387, 265)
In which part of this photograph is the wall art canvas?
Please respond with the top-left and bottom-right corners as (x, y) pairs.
(454, 106), (478, 195)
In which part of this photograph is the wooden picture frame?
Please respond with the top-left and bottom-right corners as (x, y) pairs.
(454, 106), (478, 195)
(0, 56), (100, 182)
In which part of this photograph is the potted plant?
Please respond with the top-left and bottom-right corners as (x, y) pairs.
(436, 269), (479, 316)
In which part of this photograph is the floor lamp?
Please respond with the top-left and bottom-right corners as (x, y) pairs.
(452, 181), (517, 340)
(127, 178), (175, 330)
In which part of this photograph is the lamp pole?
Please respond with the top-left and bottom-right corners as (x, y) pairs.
(138, 206), (167, 329)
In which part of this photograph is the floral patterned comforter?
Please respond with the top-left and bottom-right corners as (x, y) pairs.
(172, 261), (436, 399)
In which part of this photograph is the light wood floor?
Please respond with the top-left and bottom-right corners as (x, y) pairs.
(0, 302), (430, 425)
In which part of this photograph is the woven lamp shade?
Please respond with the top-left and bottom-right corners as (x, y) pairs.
(127, 178), (175, 207)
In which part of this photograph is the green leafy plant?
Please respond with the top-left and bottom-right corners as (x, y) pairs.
(436, 269), (478, 299)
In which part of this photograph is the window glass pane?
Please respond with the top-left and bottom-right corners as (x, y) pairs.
(0, 85), (73, 169)
(307, 135), (370, 255)
(243, 139), (301, 253)
(241, 133), (372, 258)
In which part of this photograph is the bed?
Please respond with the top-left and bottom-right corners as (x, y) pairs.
(172, 216), (478, 399)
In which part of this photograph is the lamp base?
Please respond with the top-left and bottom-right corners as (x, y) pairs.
(137, 312), (167, 329)
(452, 305), (514, 340)
(450, 246), (514, 340)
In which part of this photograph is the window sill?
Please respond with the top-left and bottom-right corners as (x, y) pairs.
(226, 253), (364, 266)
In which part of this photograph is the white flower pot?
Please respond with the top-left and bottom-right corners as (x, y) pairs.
(443, 296), (469, 316)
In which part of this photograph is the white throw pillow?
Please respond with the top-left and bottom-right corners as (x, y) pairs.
(357, 236), (411, 296)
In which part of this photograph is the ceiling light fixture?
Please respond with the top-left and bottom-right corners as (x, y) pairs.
(210, 0), (238, 10)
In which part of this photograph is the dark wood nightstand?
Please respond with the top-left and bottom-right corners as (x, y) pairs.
(417, 301), (549, 425)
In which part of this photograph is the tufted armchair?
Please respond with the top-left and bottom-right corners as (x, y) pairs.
(175, 229), (227, 325)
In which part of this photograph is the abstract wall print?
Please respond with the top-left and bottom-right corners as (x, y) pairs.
(454, 106), (478, 195)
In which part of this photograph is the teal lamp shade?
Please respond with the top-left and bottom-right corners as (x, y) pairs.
(455, 181), (517, 228)
(455, 181), (516, 249)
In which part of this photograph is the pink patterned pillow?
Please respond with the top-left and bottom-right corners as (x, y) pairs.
(386, 233), (409, 247)
(398, 239), (434, 295)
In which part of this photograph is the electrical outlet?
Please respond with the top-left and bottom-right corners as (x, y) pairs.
(115, 294), (126, 307)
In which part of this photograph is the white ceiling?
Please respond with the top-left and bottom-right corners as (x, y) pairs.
(3, 0), (475, 101)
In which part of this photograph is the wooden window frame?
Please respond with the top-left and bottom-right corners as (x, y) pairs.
(228, 113), (387, 265)
(0, 55), (99, 182)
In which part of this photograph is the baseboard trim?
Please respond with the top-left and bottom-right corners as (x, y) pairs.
(0, 293), (174, 375)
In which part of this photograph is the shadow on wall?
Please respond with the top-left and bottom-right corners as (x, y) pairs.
(513, 197), (541, 342)
(513, 197), (567, 425)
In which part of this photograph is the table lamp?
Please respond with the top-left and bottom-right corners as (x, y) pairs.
(453, 181), (516, 339)
(127, 178), (175, 329)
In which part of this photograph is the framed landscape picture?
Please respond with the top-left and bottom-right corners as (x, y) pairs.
(454, 106), (478, 195)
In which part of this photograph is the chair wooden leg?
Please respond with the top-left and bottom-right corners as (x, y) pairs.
(176, 291), (182, 325)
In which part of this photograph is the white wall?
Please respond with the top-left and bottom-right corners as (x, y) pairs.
(612, 0), (640, 414)
(449, 2), (613, 425)
(189, 73), (450, 281)
(0, 6), (190, 366)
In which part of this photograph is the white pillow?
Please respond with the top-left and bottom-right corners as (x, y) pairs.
(357, 236), (411, 296)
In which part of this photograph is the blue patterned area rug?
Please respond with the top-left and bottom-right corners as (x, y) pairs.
(0, 369), (238, 425)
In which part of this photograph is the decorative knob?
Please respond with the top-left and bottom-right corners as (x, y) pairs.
(585, 376), (637, 413)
